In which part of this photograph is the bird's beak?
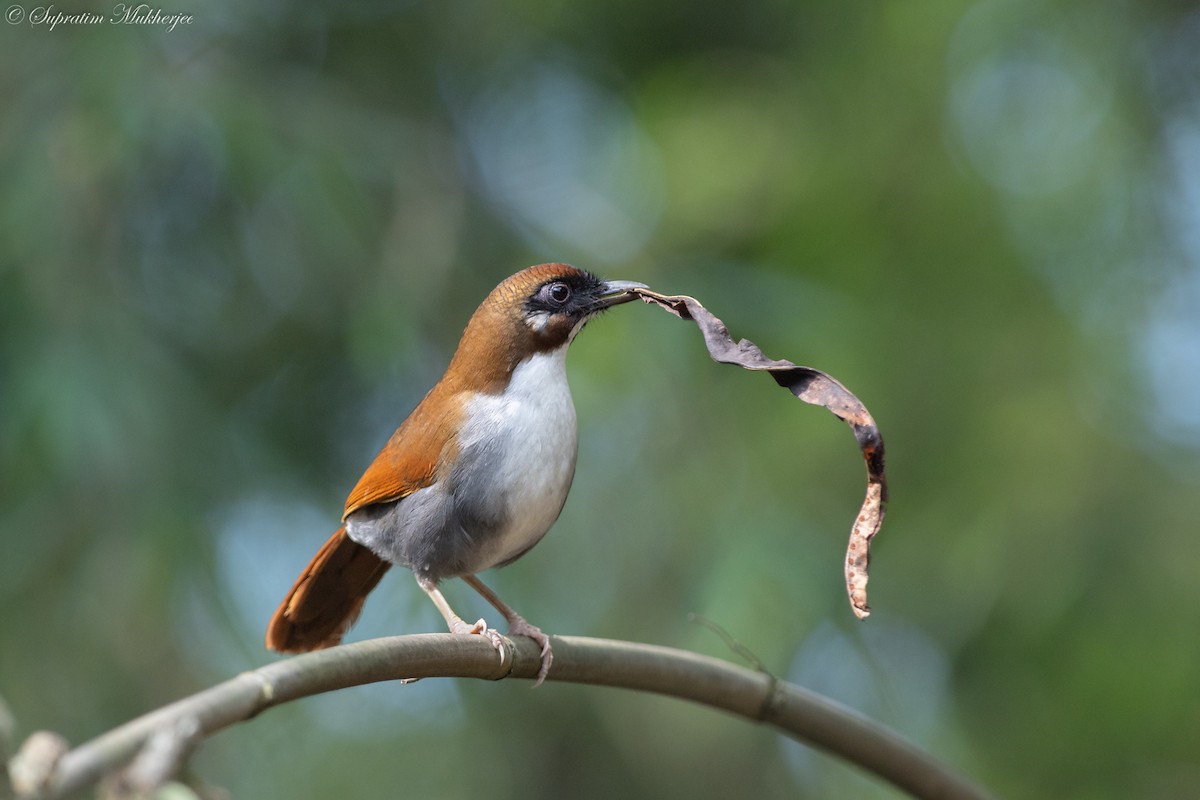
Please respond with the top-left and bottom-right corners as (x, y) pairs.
(597, 279), (649, 308)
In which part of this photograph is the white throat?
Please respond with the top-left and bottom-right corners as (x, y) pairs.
(454, 344), (579, 569)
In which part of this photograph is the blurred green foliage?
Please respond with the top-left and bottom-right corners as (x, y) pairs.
(3, 1), (1200, 798)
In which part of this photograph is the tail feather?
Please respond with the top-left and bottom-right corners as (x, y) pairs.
(265, 526), (390, 652)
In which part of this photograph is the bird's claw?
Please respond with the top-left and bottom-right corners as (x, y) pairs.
(451, 617), (512, 671)
(507, 617), (553, 687)
(448, 611), (552, 685)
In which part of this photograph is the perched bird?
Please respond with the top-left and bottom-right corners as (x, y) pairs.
(265, 264), (645, 684)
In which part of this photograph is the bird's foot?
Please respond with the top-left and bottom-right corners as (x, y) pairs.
(506, 616), (553, 687)
(453, 575), (552, 685)
(450, 617), (510, 666)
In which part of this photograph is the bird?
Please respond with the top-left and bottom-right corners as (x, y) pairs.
(265, 263), (646, 685)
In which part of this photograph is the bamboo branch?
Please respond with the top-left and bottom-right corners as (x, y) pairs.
(16, 634), (993, 800)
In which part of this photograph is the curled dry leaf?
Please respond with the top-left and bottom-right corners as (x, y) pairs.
(631, 288), (888, 619)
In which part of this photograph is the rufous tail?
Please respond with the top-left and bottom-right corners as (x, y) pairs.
(265, 526), (390, 652)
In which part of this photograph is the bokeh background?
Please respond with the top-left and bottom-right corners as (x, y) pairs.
(3, 1), (1200, 798)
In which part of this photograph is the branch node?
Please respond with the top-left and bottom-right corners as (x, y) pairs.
(99, 716), (201, 800)
(241, 670), (275, 704)
(9, 731), (69, 799)
(493, 634), (516, 680)
(755, 673), (787, 726)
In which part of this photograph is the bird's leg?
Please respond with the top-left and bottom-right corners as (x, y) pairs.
(461, 574), (553, 686)
(416, 576), (505, 652)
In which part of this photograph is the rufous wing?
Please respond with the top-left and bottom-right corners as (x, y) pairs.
(340, 386), (465, 519)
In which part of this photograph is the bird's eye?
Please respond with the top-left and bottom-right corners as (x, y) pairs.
(547, 282), (571, 305)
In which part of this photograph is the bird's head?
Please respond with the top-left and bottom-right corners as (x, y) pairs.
(447, 263), (645, 391)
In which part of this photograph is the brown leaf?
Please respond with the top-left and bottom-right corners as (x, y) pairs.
(631, 288), (888, 619)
